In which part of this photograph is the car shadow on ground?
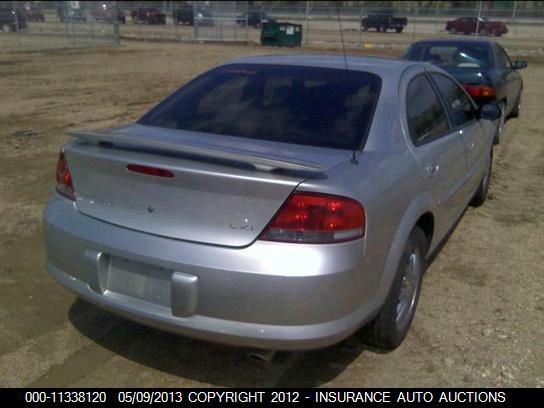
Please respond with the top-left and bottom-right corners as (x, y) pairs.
(68, 299), (375, 387)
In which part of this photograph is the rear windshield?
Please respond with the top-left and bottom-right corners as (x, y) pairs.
(139, 64), (382, 150)
(403, 44), (491, 69)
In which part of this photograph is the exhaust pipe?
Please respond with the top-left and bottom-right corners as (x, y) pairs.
(246, 349), (277, 364)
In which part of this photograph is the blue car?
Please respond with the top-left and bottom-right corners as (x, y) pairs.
(402, 38), (527, 144)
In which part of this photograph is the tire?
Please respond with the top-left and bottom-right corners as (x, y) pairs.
(1, 23), (11, 33)
(493, 101), (506, 145)
(395, 27), (403, 33)
(509, 94), (521, 118)
(378, 24), (386, 33)
(361, 24), (368, 32)
(448, 27), (457, 34)
(480, 27), (488, 36)
(361, 227), (428, 351)
(470, 149), (493, 208)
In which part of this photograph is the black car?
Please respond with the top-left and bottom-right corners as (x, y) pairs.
(402, 39), (527, 144)
(173, 5), (213, 26)
(237, 11), (273, 28)
(0, 7), (27, 32)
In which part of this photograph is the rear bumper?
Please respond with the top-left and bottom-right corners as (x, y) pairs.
(44, 195), (384, 350)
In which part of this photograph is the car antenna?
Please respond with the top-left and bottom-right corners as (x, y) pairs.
(335, 4), (358, 165)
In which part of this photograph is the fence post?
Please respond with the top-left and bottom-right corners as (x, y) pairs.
(13, 1), (21, 50)
(173, 3), (177, 40)
(113, 1), (120, 46)
(434, 1), (439, 33)
(511, 1), (518, 36)
(412, 8), (417, 43)
(305, 1), (310, 45)
(358, 6), (363, 46)
(475, 0), (483, 37)
(193, 2), (198, 40)
(245, 3), (249, 43)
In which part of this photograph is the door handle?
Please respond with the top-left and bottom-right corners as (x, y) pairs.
(425, 163), (440, 177)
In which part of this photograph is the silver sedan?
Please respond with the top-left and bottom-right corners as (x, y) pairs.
(44, 55), (499, 351)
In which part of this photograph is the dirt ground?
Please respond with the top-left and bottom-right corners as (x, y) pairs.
(0, 39), (543, 388)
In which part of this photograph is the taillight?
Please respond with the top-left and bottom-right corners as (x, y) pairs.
(463, 84), (496, 99)
(259, 192), (365, 244)
(127, 164), (174, 178)
(56, 151), (75, 200)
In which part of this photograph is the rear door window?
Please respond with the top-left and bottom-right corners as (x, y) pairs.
(406, 75), (450, 145)
(431, 73), (476, 128)
(495, 44), (512, 69)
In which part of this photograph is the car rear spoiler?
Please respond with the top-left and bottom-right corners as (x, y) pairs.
(69, 130), (327, 173)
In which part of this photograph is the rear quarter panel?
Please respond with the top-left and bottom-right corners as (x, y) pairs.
(297, 67), (433, 312)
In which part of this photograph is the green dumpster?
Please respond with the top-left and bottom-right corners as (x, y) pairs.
(261, 21), (302, 47)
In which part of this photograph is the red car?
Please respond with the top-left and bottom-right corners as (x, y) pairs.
(131, 7), (166, 25)
(445, 17), (508, 37)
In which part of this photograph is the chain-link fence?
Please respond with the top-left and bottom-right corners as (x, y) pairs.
(121, 1), (544, 52)
(192, 1), (248, 42)
(260, 1), (544, 51)
(2, 1), (544, 52)
(0, 1), (119, 52)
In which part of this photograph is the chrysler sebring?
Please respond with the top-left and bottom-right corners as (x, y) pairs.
(44, 55), (500, 351)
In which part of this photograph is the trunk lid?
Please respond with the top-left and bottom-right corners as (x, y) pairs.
(64, 124), (352, 247)
(442, 67), (490, 86)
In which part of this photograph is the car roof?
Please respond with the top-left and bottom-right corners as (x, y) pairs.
(410, 38), (496, 47)
(225, 54), (420, 77)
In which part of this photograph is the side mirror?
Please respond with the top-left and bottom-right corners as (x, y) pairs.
(513, 60), (528, 70)
(479, 103), (501, 121)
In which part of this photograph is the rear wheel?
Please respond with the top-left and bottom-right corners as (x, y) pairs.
(395, 27), (403, 33)
(448, 27), (457, 34)
(378, 24), (386, 33)
(361, 227), (427, 351)
(470, 149), (493, 208)
(1, 23), (11, 33)
(480, 27), (488, 36)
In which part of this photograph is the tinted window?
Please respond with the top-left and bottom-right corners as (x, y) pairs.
(139, 64), (381, 150)
(404, 43), (491, 69)
(495, 45), (512, 69)
(406, 75), (450, 144)
(431, 74), (475, 128)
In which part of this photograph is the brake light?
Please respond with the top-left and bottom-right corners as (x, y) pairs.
(463, 84), (496, 99)
(127, 164), (174, 178)
(56, 151), (75, 200)
(259, 192), (365, 244)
